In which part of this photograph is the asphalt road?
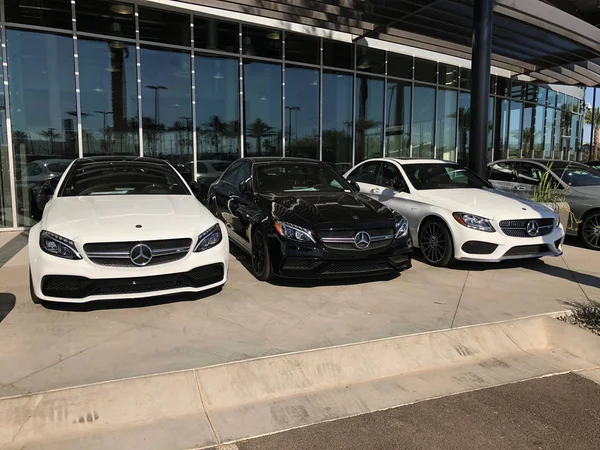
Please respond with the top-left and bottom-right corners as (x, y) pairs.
(222, 373), (600, 450)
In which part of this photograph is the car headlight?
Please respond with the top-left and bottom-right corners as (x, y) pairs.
(394, 215), (409, 238)
(194, 223), (222, 252)
(452, 212), (496, 233)
(274, 221), (316, 243)
(40, 231), (82, 260)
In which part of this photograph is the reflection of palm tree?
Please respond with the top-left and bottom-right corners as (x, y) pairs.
(201, 115), (227, 155)
(40, 128), (60, 152)
(247, 118), (275, 156)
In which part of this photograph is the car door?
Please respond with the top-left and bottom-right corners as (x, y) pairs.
(213, 160), (242, 223)
(228, 161), (253, 248)
(346, 161), (382, 195)
(514, 162), (545, 198)
(487, 161), (517, 193)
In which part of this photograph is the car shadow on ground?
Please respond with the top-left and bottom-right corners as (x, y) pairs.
(40, 286), (223, 312)
(228, 242), (401, 288)
(0, 293), (16, 323)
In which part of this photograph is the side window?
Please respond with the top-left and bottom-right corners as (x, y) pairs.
(378, 162), (402, 189)
(517, 163), (545, 186)
(233, 161), (252, 188)
(197, 163), (208, 174)
(26, 163), (43, 177)
(221, 161), (242, 185)
(488, 162), (516, 182)
(346, 162), (381, 184)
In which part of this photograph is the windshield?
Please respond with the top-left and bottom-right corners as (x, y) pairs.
(59, 161), (189, 196)
(402, 163), (492, 190)
(552, 165), (600, 187)
(255, 162), (353, 194)
(46, 162), (70, 173)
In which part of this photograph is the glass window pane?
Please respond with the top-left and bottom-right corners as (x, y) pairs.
(138, 6), (190, 47)
(75, 0), (135, 39)
(538, 87), (547, 105)
(489, 75), (496, 95)
(322, 70), (352, 172)
(355, 75), (383, 162)
(533, 105), (545, 158)
(497, 77), (510, 97)
(412, 85), (435, 158)
(524, 84), (536, 102)
(557, 93), (565, 110)
(544, 108), (554, 158)
(322, 40), (352, 70)
(458, 92), (470, 165)
(194, 17), (238, 53)
(285, 33), (319, 65)
(554, 108), (562, 159)
(355, 47), (385, 75)
(436, 89), (457, 161)
(508, 101), (523, 157)
(459, 68), (471, 90)
(438, 63), (458, 88)
(386, 80), (411, 158)
(499, 98), (509, 159)
(487, 96), (494, 162)
(140, 47), (193, 178)
(6, 0), (72, 30)
(511, 80), (523, 100)
(242, 26), (281, 59)
(7, 29), (78, 226)
(547, 89), (557, 107)
(285, 66), (318, 159)
(78, 38), (139, 156)
(243, 60), (282, 156)
(522, 104), (533, 157)
(195, 55), (239, 167)
(0, 34), (12, 227)
(387, 53), (412, 80)
(414, 58), (437, 84)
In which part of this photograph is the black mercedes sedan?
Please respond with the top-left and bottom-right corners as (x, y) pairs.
(206, 157), (412, 281)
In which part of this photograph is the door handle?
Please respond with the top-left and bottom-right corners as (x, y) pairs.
(515, 186), (527, 191)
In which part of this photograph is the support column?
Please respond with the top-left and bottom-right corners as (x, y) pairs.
(469, 0), (494, 177)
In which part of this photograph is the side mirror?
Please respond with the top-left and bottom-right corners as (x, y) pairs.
(349, 180), (360, 192)
(189, 180), (200, 198)
(239, 178), (253, 196)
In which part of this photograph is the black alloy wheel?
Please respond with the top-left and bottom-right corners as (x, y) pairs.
(419, 219), (454, 267)
(251, 228), (273, 281)
(581, 213), (600, 250)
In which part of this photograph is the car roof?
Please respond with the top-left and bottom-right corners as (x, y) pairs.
(360, 157), (459, 165)
(242, 157), (324, 165)
(75, 156), (170, 166)
(489, 158), (588, 168)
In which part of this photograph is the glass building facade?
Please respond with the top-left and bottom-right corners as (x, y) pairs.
(0, 0), (586, 229)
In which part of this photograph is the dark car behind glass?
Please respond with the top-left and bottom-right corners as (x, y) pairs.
(207, 157), (412, 281)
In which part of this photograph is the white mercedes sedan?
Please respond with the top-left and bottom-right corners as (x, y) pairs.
(345, 158), (564, 267)
(29, 156), (229, 303)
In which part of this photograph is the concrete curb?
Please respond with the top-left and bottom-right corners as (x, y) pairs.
(1, 314), (599, 450)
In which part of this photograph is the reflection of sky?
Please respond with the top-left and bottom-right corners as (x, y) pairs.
(285, 66), (318, 139)
(508, 102), (522, 147)
(323, 72), (352, 131)
(195, 55), (238, 126)
(243, 60), (281, 131)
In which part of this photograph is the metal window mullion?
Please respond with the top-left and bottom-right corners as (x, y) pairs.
(318, 38), (323, 161)
(135, 5), (143, 156)
(1, 0), (18, 228)
(190, 14), (197, 181)
(433, 84), (438, 160)
(72, 0), (83, 158)
(382, 52), (388, 158)
(519, 101), (525, 158)
(409, 58), (414, 157)
(238, 23), (244, 158)
(455, 89), (459, 162)
(351, 44), (356, 166)
(282, 32), (286, 157)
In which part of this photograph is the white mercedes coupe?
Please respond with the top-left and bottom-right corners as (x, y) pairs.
(28, 157), (229, 303)
(345, 158), (564, 267)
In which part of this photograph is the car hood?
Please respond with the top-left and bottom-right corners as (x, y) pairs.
(260, 191), (394, 229)
(43, 195), (217, 242)
(415, 188), (555, 220)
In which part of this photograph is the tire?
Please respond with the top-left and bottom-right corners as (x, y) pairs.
(419, 218), (455, 267)
(251, 228), (273, 281)
(29, 269), (41, 304)
(580, 212), (600, 250)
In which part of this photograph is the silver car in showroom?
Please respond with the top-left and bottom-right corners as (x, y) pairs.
(487, 159), (600, 250)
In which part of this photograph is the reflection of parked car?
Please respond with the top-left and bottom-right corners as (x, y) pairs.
(346, 158), (563, 267)
(585, 160), (600, 171)
(17, 159), (72, 219)
(196, 160), (231, 203)
(207, 157), (412, 281)
(29, 156), (228, 304)
(488, 159), (600, 250)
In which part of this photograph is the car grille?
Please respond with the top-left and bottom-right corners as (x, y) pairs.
(499, 218), (554, 238)
(321, 261), (394, 275)
(83, 238), (192, 267)
(503, 244), (551, 257)
(319, 227), (395, 252)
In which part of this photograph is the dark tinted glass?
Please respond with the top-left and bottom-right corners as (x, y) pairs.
(347, 161), (380, 184)
(436, 89), (458, 161)
(285, 33), (319, 65)
(524, 84), (536, 102)
(255, 162), (351, 193)
(457, 92), (470, 165)
(356, 47), (385, 75)
(387, 53), (412, 79)
(511, 80), (524, 100)
(517, 162), (545, 185)
(413, 85), (435, 158)
(322, 40), (352, 69)
(138, 6), (190, 47)
(59, 161), (189, 196)
(438, 63), (458, 87)
(488, 162), (516, 182)
(497, 77), (510, 97)
(194, 17), (238, 53)
(489, 75), (496, 95)
(355, 76), (384, 162)
(379, 162), (402, 189)
(6, 0), (72, 30)
(403, 164), (488, 190)
(386, 80), (411, 158)
(221, 160), (242, 184)
(0, 34), (11, 227)
(322, 71), (352, 172)
(414, 58), (437, 84)
(243, 60), (282, 156)
(75, 0), (135, 39)
(285, 66), (319, 159)
(459, 68), (471, 90)
(242, 26), (281, 59)
(195, 55), (240, 163)
(7, 29), (78, 226)
(78, 38), (139, 156)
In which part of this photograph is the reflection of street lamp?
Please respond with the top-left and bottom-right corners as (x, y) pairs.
(179, 116), (192, 130)
(94, 110), (113, 129)
(286, 106), (300, 142)
(145, 85), (168, 125)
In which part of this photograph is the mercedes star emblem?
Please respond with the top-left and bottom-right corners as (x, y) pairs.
(130, 243), (153, 266)
(354, 231), (371, 249)
(526, 220), (540, 237)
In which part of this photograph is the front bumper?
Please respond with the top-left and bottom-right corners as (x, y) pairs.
(271, 235), (412, 279)
(28, 225), (229, 303)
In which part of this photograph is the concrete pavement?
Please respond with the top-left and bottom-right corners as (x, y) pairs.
(0, 236), (598, 397)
